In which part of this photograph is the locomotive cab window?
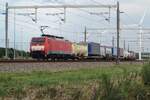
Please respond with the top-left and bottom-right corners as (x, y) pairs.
(31, 38), (45, 43)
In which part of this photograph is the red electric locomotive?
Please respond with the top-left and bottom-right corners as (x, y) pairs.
(30, 34), (72, 60)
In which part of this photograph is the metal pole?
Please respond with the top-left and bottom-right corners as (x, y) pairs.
(124, 40), (126, 50)
(108, 7), (111, 23)
(112, 36), (114, 47)
(128, 43), (130, 52)
(84, 26), (87, 43)
(35, 8), (37, 23)
(5, 3), (8, 59)
(21, 28), (23, 59)
(116, 1), (120, 64)
(13, 9), (16, 60)
(139, 27), (142, 60)
(64, 7), (66, 23)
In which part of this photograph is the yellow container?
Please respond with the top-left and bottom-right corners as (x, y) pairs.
(72, 43), (88, 57)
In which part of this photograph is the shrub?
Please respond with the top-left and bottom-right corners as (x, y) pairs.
(142, 63), (150, 85)
(100, 74), (122, 100)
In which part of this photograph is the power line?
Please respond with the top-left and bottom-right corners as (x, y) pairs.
(75, 8), (112, 25)
(54, 1), (113, 26)
(90, 0), (104, 5)
(0, 10), (83, 35)
(0, 6), (110, 34)
(1, 5), (117, 33)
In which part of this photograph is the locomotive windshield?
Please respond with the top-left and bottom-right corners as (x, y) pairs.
(31, 38), (45, 43)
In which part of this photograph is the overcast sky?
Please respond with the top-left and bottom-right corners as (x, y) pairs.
(0, 0), (150, 52)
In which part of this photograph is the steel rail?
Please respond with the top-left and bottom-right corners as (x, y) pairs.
(0, 59), (144, 63)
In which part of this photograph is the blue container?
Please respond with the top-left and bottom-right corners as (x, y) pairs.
(88, 42), (100, 56)
(112, 47), (117, 56)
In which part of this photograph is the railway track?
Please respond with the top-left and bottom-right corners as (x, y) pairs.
(0, 59), (145, 63)
(0, 59), (113, 63)
(0, 59), (145, 72)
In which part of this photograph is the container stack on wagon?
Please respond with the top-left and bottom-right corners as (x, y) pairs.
(112, 47), (117, 59)
(100, 46), (106, 58)
(30, 34), (137, 60)
(88, 42), (100, 58)
(72, 43), (88, 59)
(105, 46), (112, 59)
(112, 47), (125, 59)
(123, 50), (130, 60)
(128, 51), (136, 60)
(119, 48), (124, 59)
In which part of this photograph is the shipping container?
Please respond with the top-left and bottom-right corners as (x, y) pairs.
(88, 42), (100, 56)
(78, 42), (88, 57)
(129, 51), (136, 60)
(72, 43), (88, 57)
(123, 50), (130, 58)
(105, 46), (112, 59)
(112, 47), (124, 58)
(119, 48), (124, 57)
(105, 46), (112, 55)
(100, 46), (106, 57)
(72, 43), (79, 55)
(112, 47), (117, 57)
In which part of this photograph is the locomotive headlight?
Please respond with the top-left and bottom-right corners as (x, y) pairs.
(31, 45), (45, 51)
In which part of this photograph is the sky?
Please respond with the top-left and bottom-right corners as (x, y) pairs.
(0, 0), (150, 52)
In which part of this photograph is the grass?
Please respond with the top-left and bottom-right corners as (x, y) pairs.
(142, 63), (150, 85)
(0, 64), (146, 99)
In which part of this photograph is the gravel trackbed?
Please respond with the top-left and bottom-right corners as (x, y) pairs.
(0, 61), (144, 72)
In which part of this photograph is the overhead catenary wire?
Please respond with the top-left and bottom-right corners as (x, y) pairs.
(41, 1), (115, 28)
(53, 1), (114, 31)
(0, 2), (116, 36)
(0, 6), (109, 35)
(0, 8), (67, 33)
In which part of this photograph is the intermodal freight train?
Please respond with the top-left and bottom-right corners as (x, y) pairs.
(30, 34), (136, 60)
